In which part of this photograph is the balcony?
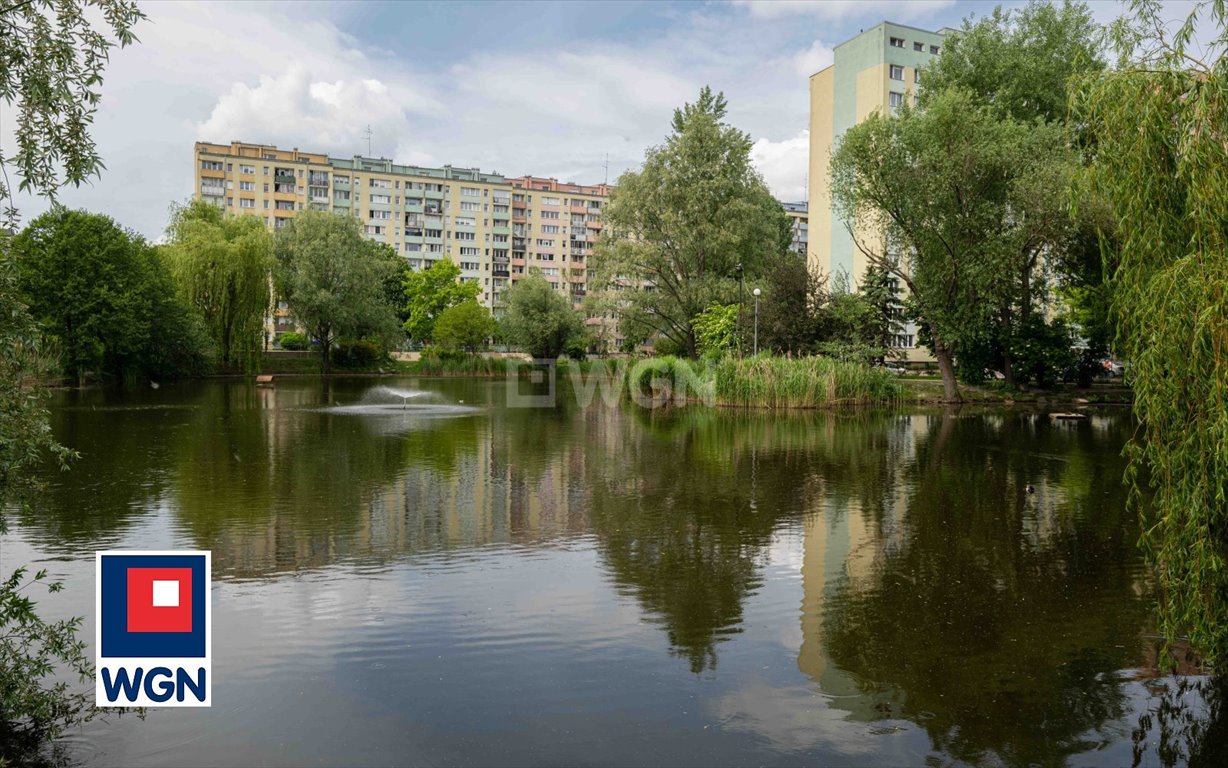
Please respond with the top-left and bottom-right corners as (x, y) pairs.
(585, 220), (602, 229)
(424, 189), (444, 200)
(493, 269), (510, 278)
(492, 226), (510, 236)
(274, 172), (296, 184)
(200, 184), (224, 198)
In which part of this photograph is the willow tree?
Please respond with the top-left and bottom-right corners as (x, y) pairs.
(1073, 0), (1228, 666)
(164, 199), (272, 370)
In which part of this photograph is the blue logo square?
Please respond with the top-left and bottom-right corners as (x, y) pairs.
(100, 554), (208, 658)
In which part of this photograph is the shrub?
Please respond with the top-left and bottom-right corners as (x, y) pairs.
(277, 332), (309, 350)
(331, 338), (383, 369)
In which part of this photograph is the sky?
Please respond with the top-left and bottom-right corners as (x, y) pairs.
(0, 0), (1195, 239)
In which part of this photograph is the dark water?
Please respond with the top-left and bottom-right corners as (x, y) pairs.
(4, 377), (1225, 766)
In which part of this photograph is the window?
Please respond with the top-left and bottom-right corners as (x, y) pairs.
(226, 163), (233, 172)
(240, 164), (255, 174)
(240, 198), (255, 209)
(226, 197), (233, 206)
(240, 181), (255, 191)
(365, 225), (384, 236)
(889, 91), (904, 109)
(370, 194), (391, 204)
(541, 210), (559, 219)
(541, 225), (560, 234)
(369, 210), (390, 220)
(370, 178), (390, 189)
(455, 217), (475, 227)
(915, 69), (922, 84)
(890, 64), (904, 80)
(541, 196), (559, 206)
(461, 187), (480, 197)
(930, 45), (940, 55)
(913, 41), (924, 52)
(201, 160), (223, 171)
(461, 201), (480, 212)
(455, 231), (476, 241)
(890, 37), (905, 48)
(536, 239), (554, 247)
(263, 166), (269, 175)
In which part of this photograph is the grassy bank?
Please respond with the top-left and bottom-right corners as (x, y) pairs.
(625, 355), (905, 409)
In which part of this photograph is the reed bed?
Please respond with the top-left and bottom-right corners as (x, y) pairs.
(623, 354), (903, 409)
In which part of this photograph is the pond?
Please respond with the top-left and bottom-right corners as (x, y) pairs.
(3, 376), (1224, 766)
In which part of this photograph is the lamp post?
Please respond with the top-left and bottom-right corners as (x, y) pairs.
(752, 287), (761, 356)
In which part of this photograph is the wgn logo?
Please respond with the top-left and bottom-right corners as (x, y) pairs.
(96, 551), (211, 707)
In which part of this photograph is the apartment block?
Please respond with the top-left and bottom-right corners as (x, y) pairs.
(193, 142), (608, 318)
(781, 201), (808, 258)
(807, 22), (949, 360)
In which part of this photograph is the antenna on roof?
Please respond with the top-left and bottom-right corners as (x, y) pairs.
(603, 153), (610, 185)
(363, 124), (373, 157)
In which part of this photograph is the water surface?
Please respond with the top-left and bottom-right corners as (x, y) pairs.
(4, 377), (1224, 766)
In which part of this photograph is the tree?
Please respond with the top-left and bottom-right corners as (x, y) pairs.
(1072, 0), (1228, 667)
(590, 87), (792, 357)
(273, 211), (401, 373)
(433, 300), (496, 353)
(163, 199), (272, 370)
(758, 252), (827, 356)
(501, 273), (586, 360)
(920, 0), (1105, 125)
(921, 0), (1106, 388)
(830, 89), (1060, 401)
(402, 258), (480, 344)
(1, 0), (146, 755)
(12, 208), (208, 382)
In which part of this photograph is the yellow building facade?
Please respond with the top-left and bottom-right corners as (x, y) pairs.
(807, 23), (950, 360)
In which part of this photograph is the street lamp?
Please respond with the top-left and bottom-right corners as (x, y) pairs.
(752, 287), (761, 356)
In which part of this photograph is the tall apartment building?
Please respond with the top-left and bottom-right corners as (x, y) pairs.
(781, 201), (808, 258)
(193, 142), (608, 317)
(807, 22), (949, 358)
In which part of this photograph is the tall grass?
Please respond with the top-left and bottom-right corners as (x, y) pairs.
(622, 354), (903, 409)
(398, 354), (519, 377)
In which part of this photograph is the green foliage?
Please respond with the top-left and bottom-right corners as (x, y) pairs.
(711, 354), (903, 408)
(163, 199), (272, 370)
(406, 349), (515, 377)
(1072, 0), (1228, 667)
(331, 338), (384, 370)
(0, 0), (146, 227)
(1, 2), (146, 755)
(758, 251), (827, 355)
(589, 87), (792, 356)
(12, 208), (211, 382)
(0, 567), (106, 759)
(273, 211), (402, 374)
(0, 244), (74, 503)
(621, 354), (902, 409)
(402, 258), (480, 343)
(277, 331), (309, 350)
(433, 300), (496, 353)
(692, 303), (739, 358)
(501, 273), (587, 360)
(831, 89), (1067, 401)
(921, 0), (1105, 124)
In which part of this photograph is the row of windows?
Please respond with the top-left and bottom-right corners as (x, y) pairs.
(889, 36), (939, 55)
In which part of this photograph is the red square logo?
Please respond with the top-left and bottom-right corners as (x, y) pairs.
(126, 568), (193, 633)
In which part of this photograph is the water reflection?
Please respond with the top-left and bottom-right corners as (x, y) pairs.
(9, 379), (1224, 766)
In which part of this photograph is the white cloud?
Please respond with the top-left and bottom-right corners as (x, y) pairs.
(4, 0), (840, 236)
(752, 130), (809, 203)
(734, 0), (955, 22)
(792, 40), (835, 76)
